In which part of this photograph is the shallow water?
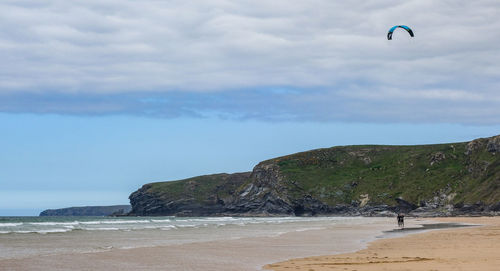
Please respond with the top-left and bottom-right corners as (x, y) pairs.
(0, 216), (393, 261)
(0, 216), (361, 234)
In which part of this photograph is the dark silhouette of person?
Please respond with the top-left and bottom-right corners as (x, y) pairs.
(397, 213), (405, 229)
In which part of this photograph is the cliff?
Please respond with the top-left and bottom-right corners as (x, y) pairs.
(130, 173), (250, 216)
(129, 135), (500, 217)
(40, 205), (132, 216)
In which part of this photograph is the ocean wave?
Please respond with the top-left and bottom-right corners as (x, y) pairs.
(80, 220), (150, 225)
(175, 224), (197, 228)
(177, 217), (237, 223)
(29, 221), (79, 226)
(0, 217), (362, 235)
(160, 226), (175, 231)
(140, 225), (176, 230)
(151, 219), (174, 223)
(97, 246), (114, 250)
(294, 227), (325, 232)
(85, 227), (121, 231)
(78, 221), (101, 225)
(0, 223), (23, 227)
(101, 220), (150, 224)
(141, 225), (163, 229)
(0, 229), (73, 234)
(38, 229), (73, 234)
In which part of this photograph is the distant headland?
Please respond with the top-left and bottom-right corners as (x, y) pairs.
(40, 205), (131, 216)
(129, 135), (500, 217)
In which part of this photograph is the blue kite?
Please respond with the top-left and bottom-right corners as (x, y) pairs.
(387, 25), (414, 40)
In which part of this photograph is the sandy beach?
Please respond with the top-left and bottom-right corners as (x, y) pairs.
(0, 217), (396, 271)
(2, 216), (498, 270)
(265, 217), (500, 271)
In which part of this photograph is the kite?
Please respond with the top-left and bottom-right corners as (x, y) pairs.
(387, 25), (414, 40)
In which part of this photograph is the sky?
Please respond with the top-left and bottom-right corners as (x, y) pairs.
(1, 1), (499, 215)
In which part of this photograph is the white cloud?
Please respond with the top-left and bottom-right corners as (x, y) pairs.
(1, 0), (499, 123)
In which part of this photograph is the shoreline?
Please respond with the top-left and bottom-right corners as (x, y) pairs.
(1, 216), (495, 270)
(264, 216), (500, 271)
(0, 217), (397, 271)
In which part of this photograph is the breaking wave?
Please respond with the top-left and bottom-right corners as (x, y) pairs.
(0, 216), (361, 234)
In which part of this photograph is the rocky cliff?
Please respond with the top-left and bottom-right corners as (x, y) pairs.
(130, 173), (251, 216)
(129, 135), (500, 217)
(40, 205), (132, 216)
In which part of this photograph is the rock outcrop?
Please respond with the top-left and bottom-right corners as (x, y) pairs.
(40, 205), (131, 216)
(129, 173), (251, 216)
(129, 135), (500, 217)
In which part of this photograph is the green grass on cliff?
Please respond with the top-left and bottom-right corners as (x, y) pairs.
(270, 141), (499, 206)
(138, 136), (499, 208)
(146, 173), (250, 204)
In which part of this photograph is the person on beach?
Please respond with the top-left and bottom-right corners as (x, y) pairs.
(397, 213), (405, 229)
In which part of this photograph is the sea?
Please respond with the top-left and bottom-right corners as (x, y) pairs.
(0, 216), (400, 270)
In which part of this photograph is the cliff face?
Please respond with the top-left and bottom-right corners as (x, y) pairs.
(40, 205), (131, 216)
(129, 135), (500, 217)
(129, 173), (251, 216)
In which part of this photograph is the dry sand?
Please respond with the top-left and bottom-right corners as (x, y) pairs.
(265, 217), (500, 271)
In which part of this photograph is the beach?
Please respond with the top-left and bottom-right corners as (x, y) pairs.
(1, 216), (498, 270)
(0, 216), (396, 271)
(265, 217), (500, 271)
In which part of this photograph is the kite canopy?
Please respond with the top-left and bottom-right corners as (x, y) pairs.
(387, 25), (414, 40)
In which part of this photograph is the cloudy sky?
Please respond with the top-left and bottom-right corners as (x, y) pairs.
(1, 1), (499, 215)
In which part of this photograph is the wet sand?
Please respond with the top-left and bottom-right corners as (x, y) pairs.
(265, 217), (500, 271)
(2, 217), (491, 271)
(0, 218), (396, 271)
